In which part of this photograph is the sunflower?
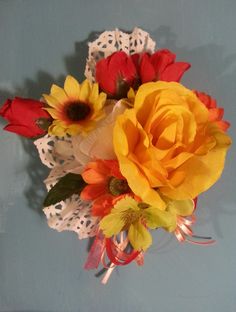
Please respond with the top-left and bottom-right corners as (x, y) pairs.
(43, 76), (107, 136)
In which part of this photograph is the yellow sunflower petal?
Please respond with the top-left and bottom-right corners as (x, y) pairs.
(51, 89), (69, 104)
(48, 123), (67, 136)
(93, 92), (106, 111)
(44, 108), (61, 119)
(64, 75), (80, 100)
(89, 83), (99, 104)
(79, 79), (91, 102)
(51, 84), (64, 95)
(43, 94), (62, 109)
(67, 124), (81, 136)
(128, 221), (152, 251)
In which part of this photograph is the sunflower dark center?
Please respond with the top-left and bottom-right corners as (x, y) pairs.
(66, 102), (91, 121)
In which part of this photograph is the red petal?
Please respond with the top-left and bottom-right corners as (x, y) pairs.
(160, 62), (191, 82)
(0, 97), (49, 126)
(139, 53), (156, 83)
(96, 51), (137, 96)
(130, 53), (141, 73)
(150, 49), (176, 77)
(0, 99), (12, 120)
(96, 57), (116, 95)
(3, 124), (44, 137)
(194, 91), (217, 109)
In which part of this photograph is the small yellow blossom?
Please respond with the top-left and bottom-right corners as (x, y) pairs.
(100, 196), (176, 251)
(43, 75), (106, 136)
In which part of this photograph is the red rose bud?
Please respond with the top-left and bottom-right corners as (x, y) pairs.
(95, 51), (138, 99)
(194, 91), (230, 132)
(133, 49), (191, 83)
(0, 97), (51, 138)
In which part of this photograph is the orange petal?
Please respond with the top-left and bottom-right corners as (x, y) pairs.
(209, 108), (224, 122)
(83, 168), (107, 184)
(216, 120), (230, 132)
(80, 184), (107, 201)
(92, 194), (114, 217)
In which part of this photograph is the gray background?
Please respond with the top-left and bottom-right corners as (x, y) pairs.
(0, 0), (236, 311)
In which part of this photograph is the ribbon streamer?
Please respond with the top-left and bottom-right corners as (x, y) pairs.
(175, 215), (216, 245)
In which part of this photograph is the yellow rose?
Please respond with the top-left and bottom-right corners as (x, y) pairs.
(113, 82), (231, 209)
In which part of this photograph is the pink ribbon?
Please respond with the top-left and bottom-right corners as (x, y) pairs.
(84, 231), (142, 284)
(84, 231), (105, 270)
(174, 197), (215, 245)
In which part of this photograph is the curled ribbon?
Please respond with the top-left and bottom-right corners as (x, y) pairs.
(175, 215), (216, 245)
(84, 231), (142, 284)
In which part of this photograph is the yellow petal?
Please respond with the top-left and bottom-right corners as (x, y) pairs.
(64, 75), (80, 100)
(44, 108), (61, 119)
(51, 89), (68, 104)
(112, 196), (140, 213)
(127, 87), (135, 100)
(67, 124), (81, 136)
(93, 92), (106, 111)
(48, 123), (66, 136)
(79, 79), (91, 102)
(43, 94), (62, 109)
(128, 221), (152, 251)
(100, 214), (125, 237)
(88, 83), (99, 104)
(117, 155), (166, 209)
(167, 199), (194, 216)
(144, 206), (175, 229)
(161, 143), (230, 200)
(51, 84), (64, 95)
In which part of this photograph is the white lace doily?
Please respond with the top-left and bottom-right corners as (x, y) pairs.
(85, 27), (156, 82)
(34, 134), (99, 239)
(34, 28), (157, 240)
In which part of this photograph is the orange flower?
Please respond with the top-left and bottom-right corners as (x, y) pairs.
(194, 90), (230, 132)
(80, 160), (131, 217)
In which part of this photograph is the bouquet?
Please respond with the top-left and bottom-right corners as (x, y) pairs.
(0, 28), (232, 284)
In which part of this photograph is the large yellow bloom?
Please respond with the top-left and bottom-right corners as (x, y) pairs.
(113, 82), (231, 209)
(43, 76), (106, 136)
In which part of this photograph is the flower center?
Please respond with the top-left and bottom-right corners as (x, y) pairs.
(108, 177), (130, 196)
(66, 102), (91, 121)
(122, 209), (141, 226)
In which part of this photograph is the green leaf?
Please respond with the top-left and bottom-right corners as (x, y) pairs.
(43, 173), (87, 207)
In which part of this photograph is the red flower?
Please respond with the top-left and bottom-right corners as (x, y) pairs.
(95, 51), (138, 99)
(132, 49), (191, 83)
(0, 97), (51, 138)
(194, 91), (230, 132)
(80, 159), (131, 217)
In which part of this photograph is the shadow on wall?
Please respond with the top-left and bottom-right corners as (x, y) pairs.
(0, 26), (235, 238)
